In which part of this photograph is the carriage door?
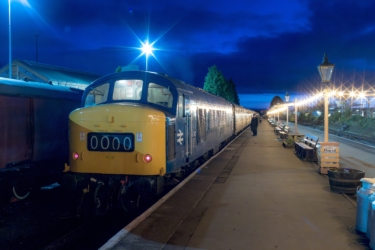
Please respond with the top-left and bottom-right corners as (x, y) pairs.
(184, 96), (191, 159)
(177, 94), (191, 163)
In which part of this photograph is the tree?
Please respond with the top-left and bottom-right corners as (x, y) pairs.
(116, 66), (122, 73)
(270, 96), (284, 108)
(203, 65), (227, 98)
(226, 78), (240, 104)
(203, 65), (241, 104)
(233, 81), (240, 105)
(224, 78), (235, 103)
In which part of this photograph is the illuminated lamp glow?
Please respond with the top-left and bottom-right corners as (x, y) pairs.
(338, 91), (344, 97)
(141, 41), (153, 56)
(350, 91), (356, 97)
(72, 152), (79, 160)
(143, 154), (152, 163)
(329, 91), (336, 96)
(359, 92), (366, 98)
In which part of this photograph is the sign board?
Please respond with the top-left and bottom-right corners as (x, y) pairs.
(318, 142), (340, 174)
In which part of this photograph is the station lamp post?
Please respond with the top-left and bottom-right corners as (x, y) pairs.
(285, 92), (290, 127)
(318, 53), (335, 142)
(8, 0), (12, 79)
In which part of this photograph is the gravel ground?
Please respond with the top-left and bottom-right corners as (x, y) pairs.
(0, 180), (177, 250)
(0, 186), (82, 250)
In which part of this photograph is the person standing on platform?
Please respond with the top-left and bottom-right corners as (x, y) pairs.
(251, 114), (259, 136)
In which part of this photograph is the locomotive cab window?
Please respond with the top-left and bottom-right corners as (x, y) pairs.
(113, 79), (143, 101)
(85, 83), (109, 107)
(147, 83), (173, 108)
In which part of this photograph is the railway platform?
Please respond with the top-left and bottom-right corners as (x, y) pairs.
(100, 121), (370, 250)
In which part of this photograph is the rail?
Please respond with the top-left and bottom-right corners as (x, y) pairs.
(292, 122), (375, 144)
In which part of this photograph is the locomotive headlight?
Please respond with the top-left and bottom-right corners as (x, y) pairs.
(72, 152), (80, 160)
(143, 154), (152, 163)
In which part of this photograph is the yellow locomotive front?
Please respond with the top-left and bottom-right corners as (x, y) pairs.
(68, 104), (166, 176)
(63, 73), (175, 214)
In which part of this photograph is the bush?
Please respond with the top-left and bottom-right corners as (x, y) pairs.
(330, 111), (342, 122)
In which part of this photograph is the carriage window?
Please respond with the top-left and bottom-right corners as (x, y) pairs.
(147, 83), (173, 108)
(113, 79), (143, 100)
(197, 108), (206, 142)
(85, 83), (110, 107)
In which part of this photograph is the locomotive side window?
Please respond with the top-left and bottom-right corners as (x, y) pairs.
(178, 94), (184, 117)
(184, 96), (190, 117)
(113, 79), (143, 101)
(147, 83), (173, 108)
(85, 83), (109, 107)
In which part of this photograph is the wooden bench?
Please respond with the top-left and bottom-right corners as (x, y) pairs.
(273, 122), (283, 134)
(274, 123), (288, 139)
(269, 119), (276, 126)
(284, 126), (289, 133)
(294, 134), (319, 161)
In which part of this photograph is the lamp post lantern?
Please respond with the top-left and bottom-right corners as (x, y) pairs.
(318, 53), (335, 142)
(285, 92), (290, 127)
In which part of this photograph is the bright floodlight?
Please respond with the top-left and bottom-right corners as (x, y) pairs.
(141, 41), (153, 56)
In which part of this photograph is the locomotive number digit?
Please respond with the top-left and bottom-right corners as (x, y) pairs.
(101, 136), (110, 150)
(112, 137), (120, 150)
(123, 137), (132, 150)
(91, 136), (98, 149)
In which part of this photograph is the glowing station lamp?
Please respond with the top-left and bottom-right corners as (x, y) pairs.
(317, 53), (335, 142)
(285, 92), (290, 127)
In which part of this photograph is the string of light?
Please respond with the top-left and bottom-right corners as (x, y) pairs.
(267, 89), (375, 115)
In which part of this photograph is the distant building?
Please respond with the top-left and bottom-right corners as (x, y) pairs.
(0, 59), (102, 90)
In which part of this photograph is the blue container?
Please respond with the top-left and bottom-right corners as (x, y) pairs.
(356, 178), (375, 234)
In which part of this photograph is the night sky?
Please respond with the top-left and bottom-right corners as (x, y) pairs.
(1, 0), (375, 109)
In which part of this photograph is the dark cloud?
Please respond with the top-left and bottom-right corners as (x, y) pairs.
(1, 0), (375, 109)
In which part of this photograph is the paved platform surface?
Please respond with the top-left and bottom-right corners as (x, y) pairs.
(101, 121), (371, 250)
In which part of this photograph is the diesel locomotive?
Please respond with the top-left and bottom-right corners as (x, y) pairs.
(62, 71), (256, 214)
(0, 77), (83, 203)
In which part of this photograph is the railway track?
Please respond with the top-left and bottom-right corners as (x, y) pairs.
(0, 175), (182, 250)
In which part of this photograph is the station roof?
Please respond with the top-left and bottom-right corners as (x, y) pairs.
(0, 59), (102, 89)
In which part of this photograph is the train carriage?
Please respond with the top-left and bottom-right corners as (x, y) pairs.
(63, 71), (254, 214)
(0, 77), (83, 202)
(233, 103), (253, 135)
